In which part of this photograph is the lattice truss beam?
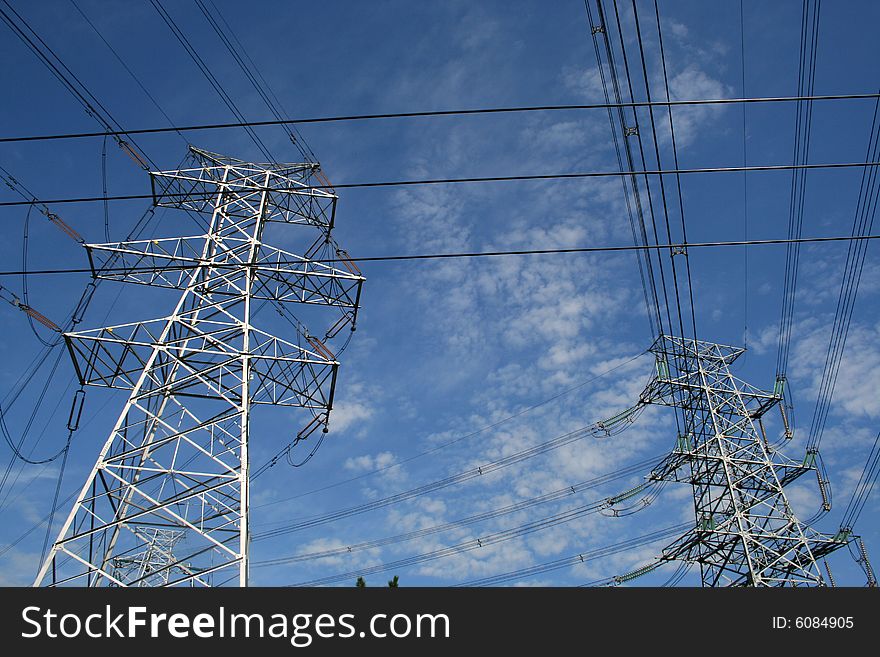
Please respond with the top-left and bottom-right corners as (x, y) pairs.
(641, 336), (847, 586)
(35, 147), (364, 587)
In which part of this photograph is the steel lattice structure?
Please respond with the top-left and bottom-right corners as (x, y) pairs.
(110, 528), (187, 587)
(34, 147), (364, 587)
(642, 335), (848, 586)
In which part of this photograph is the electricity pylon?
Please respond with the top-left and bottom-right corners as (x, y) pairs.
(110, 528), (186, 586)
(34, 148), (364, 587)
(642, 335), (848, 586)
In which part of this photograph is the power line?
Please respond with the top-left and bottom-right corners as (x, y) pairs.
(26, 4), (339, 441)
(602, 0), (691, 452)
(608, 0), (677, 346)
(0, 487), (78, 559)
(2, 160), (879, 209)
(0, 380), (117, 516)
(0, 349), (65, 471)
(66, 0), (187, 144)
(193, 0), (317, 164)
(101, 136), (111, 242)
(640, 0), (701, 452)
(253, 408), (644, 539)
(285, 480), (663, 586)
(456, 522), (690, 587)
(0, 9), (220, 556)
(0, 164), (83, 243)
(0, 0), (153, 170)
(583, 0), (662, 339)
(147, 0), (275, 162)
(0, 234), (878, 277)
(253, 455), (661, 567)
(651, 0), (700, 343)
(3, 93), (879, 144)
(37, 428), (73, 566)
(2, 3), (874, 586)
(628, 0), (686, 340)
(1, 358), (647, 564)
(20, 204), (58, 346)
(807, 87), (880, 453)
(777, 0), (822, 378)
(840, 430), (880, 531)
(740, 0), (749, 349)
(8, 234), (880, 278)
(255, 351), (648, 502)
(135, 9), (340, 362)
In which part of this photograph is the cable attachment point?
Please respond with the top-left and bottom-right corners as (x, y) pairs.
(779, 397), (793, 439)
(18, 303), (62, 332)
(857, 537), (877, 587)
(624, 125), (639, 137)
(325, 312), (353, 340)
(591, 24), (605, 35)
(809, 453), (832, 513)
(297, 413), (329, 442)
(116, 139), (149, 170)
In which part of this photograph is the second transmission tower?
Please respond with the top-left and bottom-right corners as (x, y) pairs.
(643, 335), (848, 585)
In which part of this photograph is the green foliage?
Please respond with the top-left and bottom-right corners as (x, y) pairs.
(354, 575), (400, 587)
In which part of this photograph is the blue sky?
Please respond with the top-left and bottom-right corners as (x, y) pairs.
(0, 0), (879, 586)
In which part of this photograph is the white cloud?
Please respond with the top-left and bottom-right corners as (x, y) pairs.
(562, 65), (605, 102)
(666, 19), (689, 40)
(662, 65), (730, 148)
(789, 319), (880, 419)
(344, 450), (398, 472)
(331, 400), (374, 433)
(0, 549), (39, 586)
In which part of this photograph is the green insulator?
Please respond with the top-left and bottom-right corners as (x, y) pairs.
(609, 484), (646, 505)
(656, 358), (670, 380)
(773, 376), (786, 397)
(619, 563), (658, 582)
(603, 406), (635, 426)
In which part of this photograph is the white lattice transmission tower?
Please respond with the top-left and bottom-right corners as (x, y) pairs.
(34, 147), (364, 587)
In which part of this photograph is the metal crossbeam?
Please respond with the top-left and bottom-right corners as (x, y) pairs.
(85, 237), (363, 312)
